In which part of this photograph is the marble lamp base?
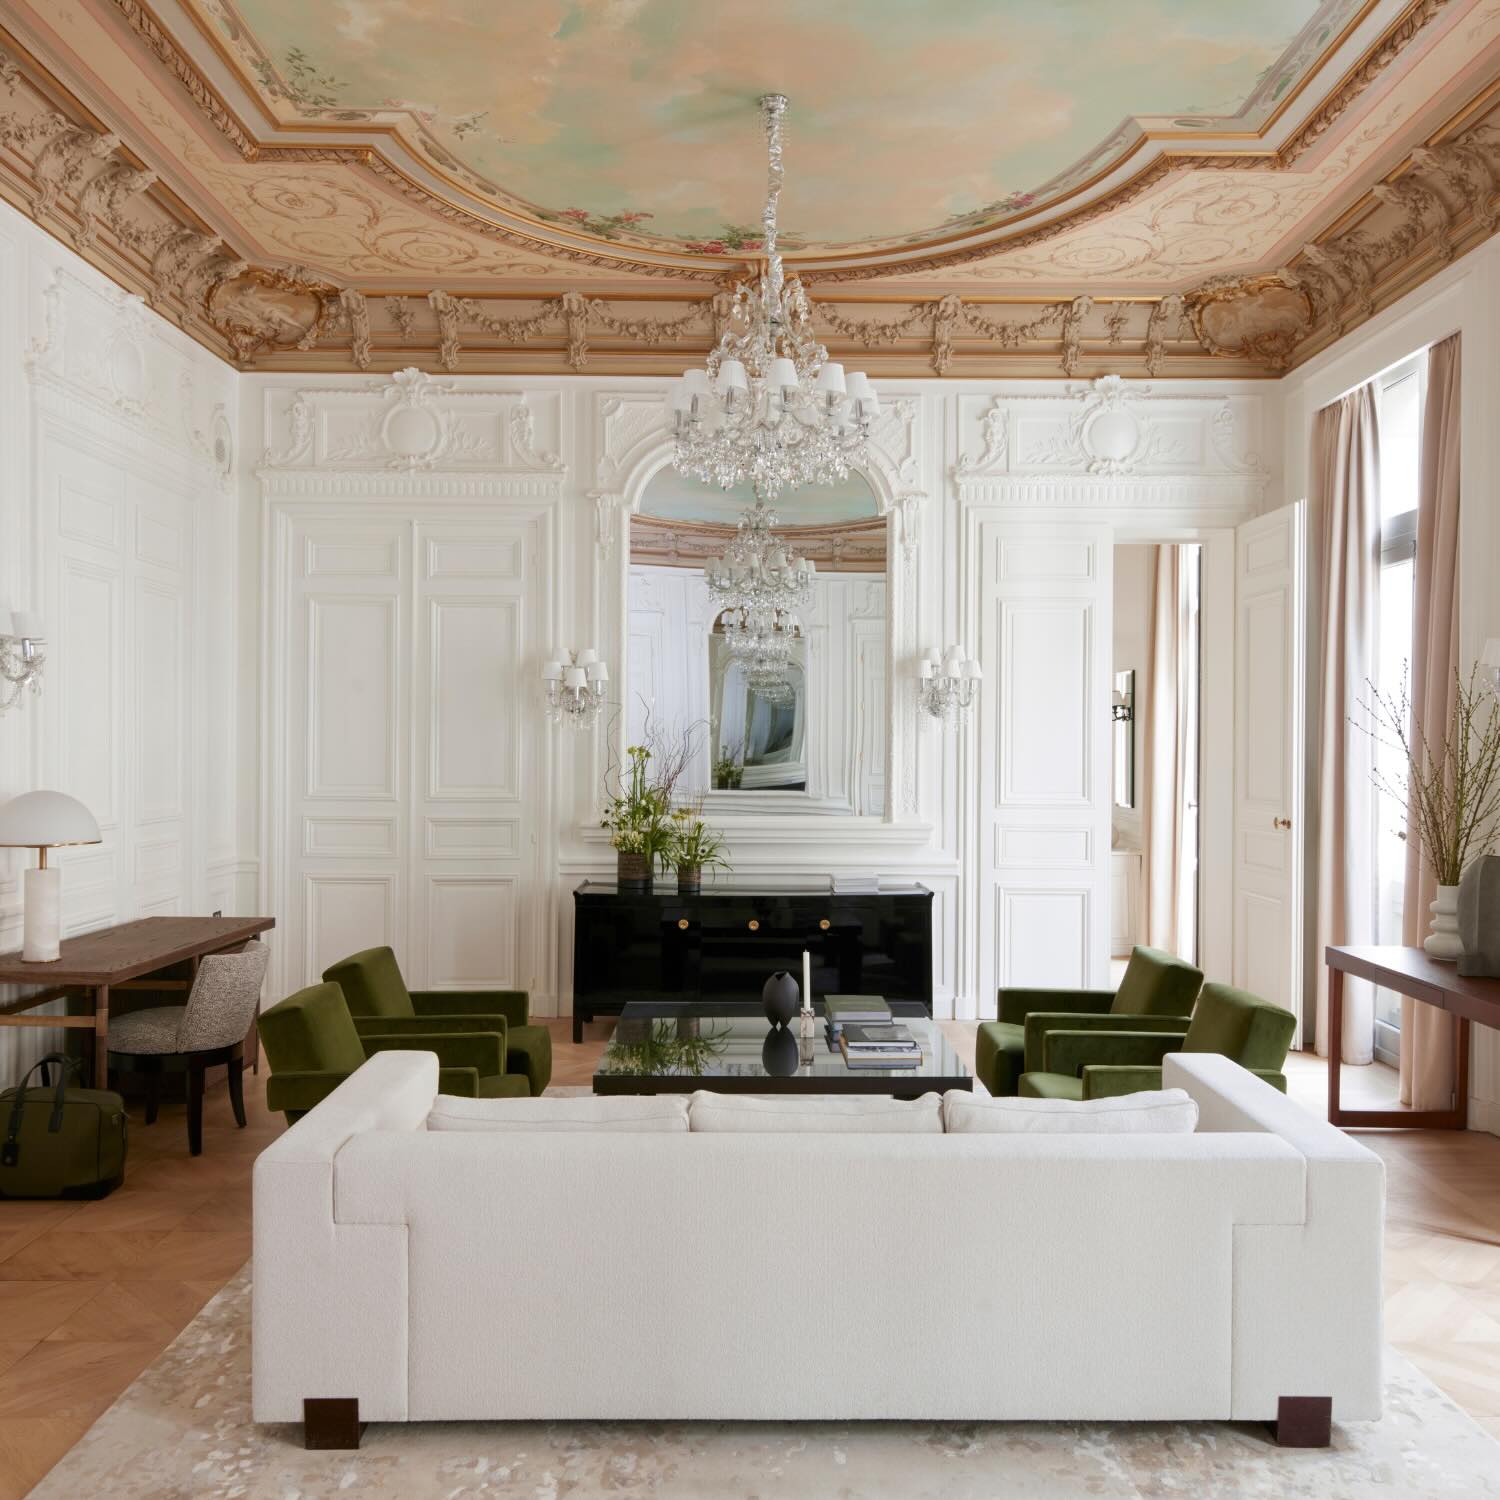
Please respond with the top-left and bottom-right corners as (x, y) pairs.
(22, 863), (62, 962)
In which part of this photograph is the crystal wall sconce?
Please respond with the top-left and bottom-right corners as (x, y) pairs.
(916, 645), (981, 726)
(0, 610), (45, 714)
(543, 647), (609, 729)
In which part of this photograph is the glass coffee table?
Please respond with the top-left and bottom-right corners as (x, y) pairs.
(593, 1001), (972, 1098)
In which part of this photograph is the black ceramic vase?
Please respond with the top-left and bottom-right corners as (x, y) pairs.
(761, 970), (800, 1028)
(761, 1026), (800, 1077)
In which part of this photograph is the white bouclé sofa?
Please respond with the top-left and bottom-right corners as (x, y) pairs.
(252, 1050), (1383, 1445)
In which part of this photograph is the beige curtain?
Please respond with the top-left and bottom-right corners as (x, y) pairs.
(1312, 385), (1380, 1063)
(1143, 546), (1193, 958)
(1400, 333), (1463, 1109)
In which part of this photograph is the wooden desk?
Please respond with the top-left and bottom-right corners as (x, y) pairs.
(0, 916), (275, 1086)
(1325, 944), (1500, 1129)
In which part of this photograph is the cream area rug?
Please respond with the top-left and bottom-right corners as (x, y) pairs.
(29, 1266), (1500, 1500)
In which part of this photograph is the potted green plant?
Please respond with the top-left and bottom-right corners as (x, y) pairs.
(668, 799), (731, 895)
(601, 744), (674, 892)
(712, 741), (744, 790)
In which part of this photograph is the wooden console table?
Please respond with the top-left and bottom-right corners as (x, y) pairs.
(0, 916), (275, 1086)
(1325, 944), (1500, 1129)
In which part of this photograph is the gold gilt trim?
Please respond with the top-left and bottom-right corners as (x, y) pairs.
(100, 0), (1452, 281)
(1, 17), (1498, 380)
(630, 515), (888, 574)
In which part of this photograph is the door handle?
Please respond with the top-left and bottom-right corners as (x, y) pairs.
(1272, 816), (1292, 830)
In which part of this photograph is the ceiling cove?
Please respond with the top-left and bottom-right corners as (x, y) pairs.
(0, 0), (1494, 375)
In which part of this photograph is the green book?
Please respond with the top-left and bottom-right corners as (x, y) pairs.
(824, 995), (891, 1028)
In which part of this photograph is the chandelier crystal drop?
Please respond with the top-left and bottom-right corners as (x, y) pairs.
(667, 95), (880, 499)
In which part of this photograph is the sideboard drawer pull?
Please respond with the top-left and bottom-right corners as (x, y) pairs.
(677, 919), (689, 930)
(748, 919), (760, 932)
(819, 918), (831, 930)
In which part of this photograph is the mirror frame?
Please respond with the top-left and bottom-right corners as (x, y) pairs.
(591, 404), (926, 835)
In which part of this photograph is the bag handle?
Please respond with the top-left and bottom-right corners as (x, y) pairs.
(2, 1052), (79, 1168)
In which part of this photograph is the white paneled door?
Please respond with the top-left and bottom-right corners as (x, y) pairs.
(276, 511), (545, 1000)
(1231, 501), (1307, 1021)
(974, 523), (1113, 1013)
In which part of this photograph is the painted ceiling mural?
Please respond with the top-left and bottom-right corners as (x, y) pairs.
(201, 0), (1362, 255)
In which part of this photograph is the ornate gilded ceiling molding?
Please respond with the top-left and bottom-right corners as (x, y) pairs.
(630, 514), (888, 574)
(96, 0), (1454, 287)
(2, 17), (1499, 380)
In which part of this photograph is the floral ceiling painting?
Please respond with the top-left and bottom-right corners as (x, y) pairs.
(199, 0), (1364, 255)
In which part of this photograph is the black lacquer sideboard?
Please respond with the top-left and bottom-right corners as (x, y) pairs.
(570, 882), (934, 1042)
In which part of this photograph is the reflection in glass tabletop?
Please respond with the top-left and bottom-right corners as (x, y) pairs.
(593, 1002), (972, 1097)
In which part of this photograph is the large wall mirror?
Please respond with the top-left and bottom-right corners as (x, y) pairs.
(627, 469), (888, 815)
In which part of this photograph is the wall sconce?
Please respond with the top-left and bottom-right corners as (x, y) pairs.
(543, 647), (608, 729)
(916, 645), (981, 726)
(0, 610), (45, 714)
(1482, 639), (1500, 700)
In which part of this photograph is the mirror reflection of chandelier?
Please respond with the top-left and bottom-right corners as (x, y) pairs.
(705, 496), (814, 699)
(666, 95), (880, 498)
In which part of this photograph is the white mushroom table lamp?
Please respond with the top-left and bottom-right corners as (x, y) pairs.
(0, 790), (102, 961)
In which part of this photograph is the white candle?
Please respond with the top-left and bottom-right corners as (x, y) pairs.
(802, 948), (812, 1012)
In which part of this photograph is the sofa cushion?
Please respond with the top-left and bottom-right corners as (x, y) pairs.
(688, 1091), (942, 1133)
(427, 1093), (688, 1131)
(942, 1087), (1199, 1134)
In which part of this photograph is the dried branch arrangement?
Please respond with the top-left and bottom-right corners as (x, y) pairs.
(1357, 666), (1500, 886)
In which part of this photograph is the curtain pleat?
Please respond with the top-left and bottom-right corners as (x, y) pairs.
(1400, 333), (1463, 1110)
(1312, 383), (1380, 1063)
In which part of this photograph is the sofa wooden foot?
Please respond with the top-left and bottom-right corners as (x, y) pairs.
(1272, 1395), (1331, 1447)
(303, 1397), (363, 1449)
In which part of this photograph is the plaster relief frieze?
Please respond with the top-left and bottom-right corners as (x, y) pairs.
(258, 367), (564, 478)
(954, 378), (1269, 497)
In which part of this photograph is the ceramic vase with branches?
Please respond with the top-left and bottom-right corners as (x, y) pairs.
(1358, 666), (1500, 961)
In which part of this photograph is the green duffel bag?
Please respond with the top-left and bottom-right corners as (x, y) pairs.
(0, 1052), (126, 1199)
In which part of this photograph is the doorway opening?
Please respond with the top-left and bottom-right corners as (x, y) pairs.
(1110, 543), (1203, 981)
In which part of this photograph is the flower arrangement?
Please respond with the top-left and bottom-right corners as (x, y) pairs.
(601, 744), (675, 889)
(712, 741), (744, 790)
(667, 798), (731, 894)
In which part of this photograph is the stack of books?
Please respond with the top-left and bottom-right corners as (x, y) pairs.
(838, 1022), (923, 1070)
(824, 994), (892, 1044)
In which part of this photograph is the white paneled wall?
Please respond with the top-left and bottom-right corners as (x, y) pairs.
(0, 202), (241, 1085)
(243, 370), (1273, 1023)
(267, 507), (550, 1003)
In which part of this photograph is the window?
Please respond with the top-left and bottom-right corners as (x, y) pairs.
(1371, 353), (1424, 1064)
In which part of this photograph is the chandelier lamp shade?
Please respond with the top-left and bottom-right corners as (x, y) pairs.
(666, 95), (880, 498)
(0, 608), (46, 714)
(0, 789), (102, 962)
(916, 645), (982, 726)
(542, 647), (608, 729)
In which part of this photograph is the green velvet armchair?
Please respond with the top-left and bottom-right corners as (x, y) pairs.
(257, 981), (528, 1121)
(1017, 981), (1298, 1101)
(974, 945), (1203, 1096)
(322, 945), (551, 1096)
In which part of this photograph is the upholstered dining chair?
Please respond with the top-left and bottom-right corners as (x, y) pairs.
(974, 945), (1203, 1097)
(322, 945), (552, 1096)
(107, 938), (270, 1156)
(1017, 981), (1298, 1101)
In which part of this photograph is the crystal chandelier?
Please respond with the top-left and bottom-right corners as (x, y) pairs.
(667, 95), (880, 498)
(916, 645), (982, 727)
(705, 496), (813, 697)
